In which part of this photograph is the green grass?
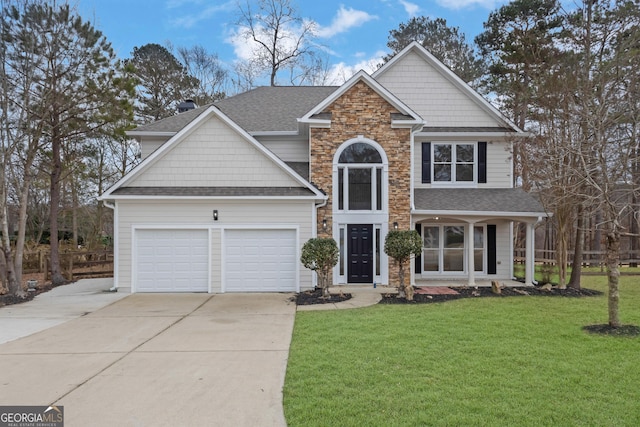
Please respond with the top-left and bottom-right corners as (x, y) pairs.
(284, 276), (640, 426)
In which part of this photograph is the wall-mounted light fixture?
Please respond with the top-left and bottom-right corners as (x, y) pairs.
(213, 210), (219, 221)
(322, 218), (327, 230)
(393, 222), (398, 230)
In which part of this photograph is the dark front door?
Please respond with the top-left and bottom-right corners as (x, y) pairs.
(348, 224), (373, 283)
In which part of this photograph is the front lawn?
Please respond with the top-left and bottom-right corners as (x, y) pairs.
(284, 276), (640, 426)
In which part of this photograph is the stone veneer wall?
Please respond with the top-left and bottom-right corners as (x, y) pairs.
(309, 80), (412, 285)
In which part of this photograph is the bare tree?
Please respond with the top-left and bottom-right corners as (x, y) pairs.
(236, 0), (317, 86)
(519, 0), (640, 317)
(176, 45), (228, 104)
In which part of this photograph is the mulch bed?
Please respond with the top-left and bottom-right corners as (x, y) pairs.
(293, 288), (352, 305)
(0, 282), (56, 308)
(380, 285), (603, 304)
(582, 324), (640, 337)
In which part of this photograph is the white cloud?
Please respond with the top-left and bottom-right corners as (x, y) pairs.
(435, 0), (503, 10)
(226, 21), (311, 63)
(325, 50), (386, 84)
(399, 0), (420, 17)
(316, 5), (378, 39)
(226, 28), (255, 62)
(169, 2), (234, 29)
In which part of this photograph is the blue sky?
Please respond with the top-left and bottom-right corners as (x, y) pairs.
(77, 0), (511, 84)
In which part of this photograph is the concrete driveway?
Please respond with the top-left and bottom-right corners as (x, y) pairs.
(0, 292), (296, 427)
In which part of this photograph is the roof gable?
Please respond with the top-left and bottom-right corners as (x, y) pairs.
(101, 106), (325, 200)
(299, 70), (424, 128)
(373, 42), (522, 132)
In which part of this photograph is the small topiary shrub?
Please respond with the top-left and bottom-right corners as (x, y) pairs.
(384, 229), (422, 300)
(301, 238), (339, 297)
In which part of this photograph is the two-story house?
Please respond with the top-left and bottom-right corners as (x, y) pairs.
(99, 42), (546, 293)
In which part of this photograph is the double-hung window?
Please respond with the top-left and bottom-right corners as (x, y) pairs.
(421, 141), (487, 184)
(433, 143), (474, 183)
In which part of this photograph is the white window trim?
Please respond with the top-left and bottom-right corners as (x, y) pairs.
(334, 137), (389, 213)
(332, 137), (390, 285)
(419, 223), (487, 276)
(431, 142), (477, 187)
(336, 222), (385, 284)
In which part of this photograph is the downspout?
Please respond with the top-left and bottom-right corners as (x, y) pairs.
(409, 122), (424, 285)
(102, 200), (118, 292)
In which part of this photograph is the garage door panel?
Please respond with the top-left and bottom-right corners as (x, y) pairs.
(135, 229), (209, 293)
(224, 229), (296, 292)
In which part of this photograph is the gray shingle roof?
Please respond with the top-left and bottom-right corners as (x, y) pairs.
(132, 86), (338, 134)
(214, 86), (338, 132)
(132, 104), (214, 133)
(414, 188), (546, 214)
(285, 162), (309, 181)
(111, 186), (316, 197)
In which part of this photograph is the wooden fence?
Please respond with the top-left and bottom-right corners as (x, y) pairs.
(23, 250), (114, 281)
(514, 249), (640, 268)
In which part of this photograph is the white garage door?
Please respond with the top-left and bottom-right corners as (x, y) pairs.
(225, 229), (297, 292)
(136, 229), (209, 292)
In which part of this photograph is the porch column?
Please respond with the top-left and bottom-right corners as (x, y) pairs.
(467, 222), (475, 286)
(525, 221), (535, 286)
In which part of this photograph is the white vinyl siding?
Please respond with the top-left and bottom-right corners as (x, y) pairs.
(129, 116), (300, 188)
(139, 136), (171, 160)
(414, 140), (512, 189)
(495, 221), (512, 278)
(256, 135), (309, 162)
(376, 50), (499, 128)
(115, 200), (314, 293)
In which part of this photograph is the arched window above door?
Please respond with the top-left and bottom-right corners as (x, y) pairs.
(338, 142), (383, 164)
(334, 139), (387, 212)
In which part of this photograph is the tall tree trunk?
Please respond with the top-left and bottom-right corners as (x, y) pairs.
(0, 195), (22, 296)
(568, 206), (584, 289)
(49, 124), (66, 286)
(606, 227), (621, 328)
(13, 145), (39, 287)
(594, 210), (602, 269)
(71, 177), (78, 247)
(555, 210), (569, 289)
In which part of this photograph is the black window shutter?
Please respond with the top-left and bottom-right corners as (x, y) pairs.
(415, 223), (422, 274)
(487, 224), (497, 274)
(478, 141), (487, 184)
(421, 142), (431, 183)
